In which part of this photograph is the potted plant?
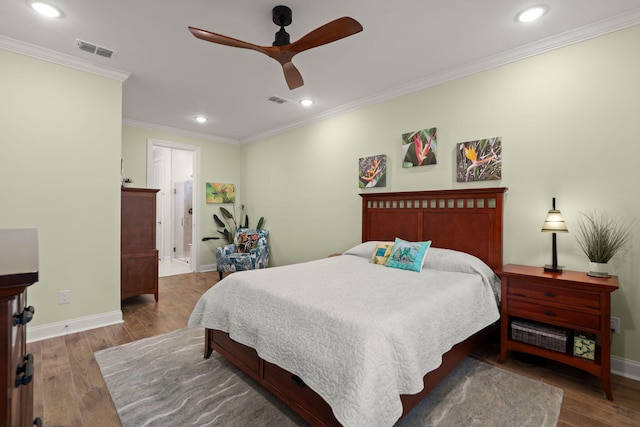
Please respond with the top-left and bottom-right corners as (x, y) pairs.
(573, 210), (634, 277)
(202, 204), (264, 244)
(122, 178), (134, 188)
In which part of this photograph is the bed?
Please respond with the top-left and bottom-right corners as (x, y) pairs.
(189, 187), (507, 427)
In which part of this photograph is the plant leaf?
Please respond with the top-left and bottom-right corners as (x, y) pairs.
(219, 207), (234, 219)
(256, 217), (264, 230)
(243, 214), (249, 228)
(213, 214), (225, 228)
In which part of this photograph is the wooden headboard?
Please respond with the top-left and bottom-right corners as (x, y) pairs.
(361, 188), (507, 270)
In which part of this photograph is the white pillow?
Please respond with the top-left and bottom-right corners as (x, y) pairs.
(343, 241), (393, 259)
(424, 247), (501, 301)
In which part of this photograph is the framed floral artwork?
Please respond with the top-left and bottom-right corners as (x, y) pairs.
(401, 128), (437, 168)
(456, 137), (502, 182)
(359, 155), (386, 188)
(206, 182), (235, 203)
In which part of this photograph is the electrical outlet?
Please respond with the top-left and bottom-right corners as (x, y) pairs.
(610, 316), (620, 334)
(59, 290), (70, 305)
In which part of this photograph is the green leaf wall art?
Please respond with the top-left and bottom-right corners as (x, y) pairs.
(402, 128), (437, 168)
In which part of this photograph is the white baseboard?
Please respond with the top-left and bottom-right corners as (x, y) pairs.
(27, 310), (123, 343)
(612, 356), (640, 381)
(199, 263), (216, 272)
(25, 308), (639, 382)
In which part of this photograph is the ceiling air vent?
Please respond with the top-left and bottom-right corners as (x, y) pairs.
(268, 95), (290, 104)
(75, 39), (116, 59)
(95, 47), (115, 59)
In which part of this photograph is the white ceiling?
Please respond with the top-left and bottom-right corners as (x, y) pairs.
(2, 1), (640, 144)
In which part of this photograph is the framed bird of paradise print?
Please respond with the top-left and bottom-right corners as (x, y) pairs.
(401, 127), (437, 168)
(456, 137), (502, 182)
(359, 155), (387, 188)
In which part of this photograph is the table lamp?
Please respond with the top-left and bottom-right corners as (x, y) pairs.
(541, 197), (568, 272)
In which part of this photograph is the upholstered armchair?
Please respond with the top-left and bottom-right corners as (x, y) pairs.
(216, 228), (269, 280)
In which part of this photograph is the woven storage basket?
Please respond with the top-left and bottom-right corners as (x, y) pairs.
(511, 319), (569, 353)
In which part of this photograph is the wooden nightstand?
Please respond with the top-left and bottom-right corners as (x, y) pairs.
(496, 264), (619, 400)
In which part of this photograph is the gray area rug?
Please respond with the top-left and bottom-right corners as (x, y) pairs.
(95, 328), (563, 427)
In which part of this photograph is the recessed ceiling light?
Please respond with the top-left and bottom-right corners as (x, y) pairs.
(194, 116), (208, 124)
(299, 99), (314, 107)
(30, 2), (62, 18)
(517, 6), (548, 23)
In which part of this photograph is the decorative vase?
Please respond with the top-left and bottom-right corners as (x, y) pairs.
(588, 262), (610, 278)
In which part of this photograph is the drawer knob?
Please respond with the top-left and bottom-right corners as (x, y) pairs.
(34, 418), (42, 427)
(544, 292), (556, 298)
(13, 306), (35, 326)
(290, 374), (307, 388)
(16, 354), (34, 387)
(543, 310), (557, 317)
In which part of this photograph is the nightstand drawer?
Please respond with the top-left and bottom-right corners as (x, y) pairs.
(509, 281), (600, 309)
(509, 300), (600, 330)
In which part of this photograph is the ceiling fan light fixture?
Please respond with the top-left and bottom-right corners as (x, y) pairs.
(194, 116), (208, 124)
(299, 99), (314, 107)
(188, 6), (363, 90)
(30, 1), (62, 18)
(517, 6), (548, 23)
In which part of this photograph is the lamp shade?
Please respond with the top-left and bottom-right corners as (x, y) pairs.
(541, 210), (568, 233)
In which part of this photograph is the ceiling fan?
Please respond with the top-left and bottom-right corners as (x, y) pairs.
(188, 5), (363, 90)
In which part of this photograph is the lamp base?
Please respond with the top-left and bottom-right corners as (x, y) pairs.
(544, 264), (564, 273)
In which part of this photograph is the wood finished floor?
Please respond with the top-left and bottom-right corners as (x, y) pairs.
(28, 272), (640, 427)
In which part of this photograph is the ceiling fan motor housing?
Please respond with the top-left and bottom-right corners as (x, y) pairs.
(272, 6), (292, 26)
(272, 5), (292, 46)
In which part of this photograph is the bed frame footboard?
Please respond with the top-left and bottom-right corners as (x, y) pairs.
(204, 324), (496, 426)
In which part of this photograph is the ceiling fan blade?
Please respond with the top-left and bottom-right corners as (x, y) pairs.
(287, 17), (363, 54)
(282, 62), (304, 90)
(188, 26), (269, 56)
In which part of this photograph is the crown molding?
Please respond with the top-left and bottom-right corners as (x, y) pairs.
(123, 119), (240, 145)
(241, 10), (640, 144)
(0, 35), (130, 81)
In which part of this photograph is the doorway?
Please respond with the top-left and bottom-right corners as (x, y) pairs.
(147, 139), (200, 275)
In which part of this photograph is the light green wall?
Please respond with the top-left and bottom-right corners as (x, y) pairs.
(0, 50), (122, 327)
(241, 26), (640, 363)
(5, 23), (637, 364)
(120, 126), (241, 267)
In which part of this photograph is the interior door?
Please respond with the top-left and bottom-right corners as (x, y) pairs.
(173, 180), (193, 263)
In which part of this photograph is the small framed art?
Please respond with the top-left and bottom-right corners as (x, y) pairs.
(206, 182), (235, 203)
(402, 128), (437, 168)
(359, 155), (386, 188)
(456, 137), (502, 182)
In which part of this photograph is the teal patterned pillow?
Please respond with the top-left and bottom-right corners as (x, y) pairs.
(386, 238), (431, 272)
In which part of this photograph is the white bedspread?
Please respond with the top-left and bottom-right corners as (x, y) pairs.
(189, 246), (500, 427)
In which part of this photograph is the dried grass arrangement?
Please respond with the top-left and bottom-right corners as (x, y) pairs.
(573, 211), (634, 264)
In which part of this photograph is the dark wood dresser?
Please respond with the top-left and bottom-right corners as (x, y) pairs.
(0, 229), (40, 427)
(121, 187), (160, 301)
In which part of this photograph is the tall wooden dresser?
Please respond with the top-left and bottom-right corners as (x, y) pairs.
(0, 228), (41, 427)
(121, 188), (160, 301)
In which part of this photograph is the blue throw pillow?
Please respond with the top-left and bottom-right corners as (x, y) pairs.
(386, 238), (431, 272)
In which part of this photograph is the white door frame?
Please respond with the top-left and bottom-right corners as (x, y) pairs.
(152, 156), (165, 260)
(146, 138), (201, 273)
